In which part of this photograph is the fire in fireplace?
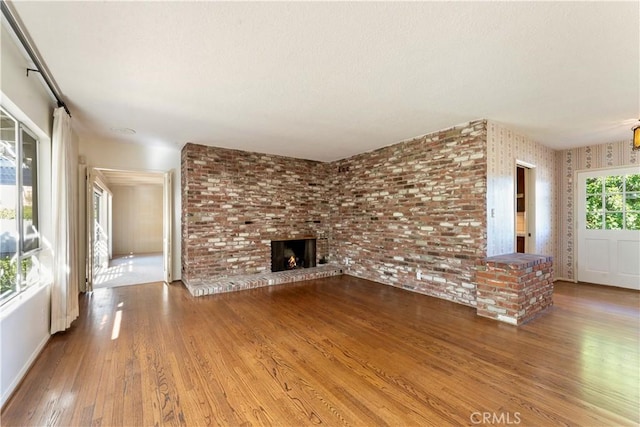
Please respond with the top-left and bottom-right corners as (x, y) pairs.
(271, 238), (317, 272)
(288, 255), (297, 269)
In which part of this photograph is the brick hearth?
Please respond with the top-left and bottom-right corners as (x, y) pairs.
(185, 265), (343, 297)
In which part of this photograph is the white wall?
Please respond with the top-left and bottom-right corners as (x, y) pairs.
(112, 184), (163, 255)
(0, 24), (57, 407)
(0, 27), (53, 136)
(0, 285), (50, 407)
(78, 137), (182, 280)
(486, 121), (557, 262)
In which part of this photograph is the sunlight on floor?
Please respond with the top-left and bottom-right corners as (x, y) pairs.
(111, 310), (122, 340)
(94, 253), (163, 288)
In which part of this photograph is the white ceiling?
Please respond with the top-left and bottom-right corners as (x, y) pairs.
(9, 1), (639, 162)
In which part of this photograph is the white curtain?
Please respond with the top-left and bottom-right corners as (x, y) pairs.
(50, 107), (79, 334)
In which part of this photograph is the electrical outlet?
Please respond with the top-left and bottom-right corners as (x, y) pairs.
(416, 270), (422, 280)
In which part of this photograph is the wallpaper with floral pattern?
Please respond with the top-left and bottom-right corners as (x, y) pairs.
(556, 140), (638, 280)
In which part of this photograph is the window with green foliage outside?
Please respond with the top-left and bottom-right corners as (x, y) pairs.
(1, 107), (40, 303)
(586, 174), (640, 230)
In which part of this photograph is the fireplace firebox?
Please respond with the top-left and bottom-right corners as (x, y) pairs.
(271, 238), (316, 272)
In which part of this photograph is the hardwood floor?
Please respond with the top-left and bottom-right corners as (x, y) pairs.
(2, 277), (638, 426)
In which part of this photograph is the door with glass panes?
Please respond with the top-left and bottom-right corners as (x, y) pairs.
(577, 167), (640, 289)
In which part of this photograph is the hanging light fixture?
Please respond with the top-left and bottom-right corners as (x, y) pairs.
(631, 120), (640, 150)
(634, 121), (640, 151)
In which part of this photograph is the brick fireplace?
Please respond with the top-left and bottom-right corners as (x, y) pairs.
(181, 120), (488, 307)
(181, 144), (331, 286)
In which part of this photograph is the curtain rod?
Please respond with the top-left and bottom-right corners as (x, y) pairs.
(1, 0), (71, 117)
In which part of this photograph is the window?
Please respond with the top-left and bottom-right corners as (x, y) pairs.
(0, 107), (41, 303)
(586, 173), (640, 230)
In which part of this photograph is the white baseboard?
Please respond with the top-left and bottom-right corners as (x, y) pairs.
(554, 277), (577, 283)
(1, 334), (50, 409)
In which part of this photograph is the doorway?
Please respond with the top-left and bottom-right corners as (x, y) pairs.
(515, 162), (536, 253)
(86, 168), (173, 290)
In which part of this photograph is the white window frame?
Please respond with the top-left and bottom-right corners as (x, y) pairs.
(0, 106), (41, 305)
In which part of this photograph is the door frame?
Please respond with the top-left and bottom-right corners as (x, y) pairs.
(92, 181), (112, 269)
(163, 170), (173, 283)
(85, 167), (95, 291)
(83, 167), (173, 291)
(515, 160), (536, 253)
(85, 168), (113, 291)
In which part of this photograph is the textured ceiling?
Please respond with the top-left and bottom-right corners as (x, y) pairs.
(9, 1), (640, 161)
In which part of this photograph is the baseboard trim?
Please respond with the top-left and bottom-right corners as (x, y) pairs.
(0, 334), (50, 410)
(554, 277), (578, 283)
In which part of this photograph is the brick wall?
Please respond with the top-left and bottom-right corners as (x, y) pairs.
(181, 120), (488, 306)
(181, 143), (331, 285)
(330, 120), (487, 306)
(476, 253), (554, 325)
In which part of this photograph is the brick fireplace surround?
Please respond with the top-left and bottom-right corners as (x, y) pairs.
(182, 120), (490, 308)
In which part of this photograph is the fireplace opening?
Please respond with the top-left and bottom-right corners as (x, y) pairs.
(271, 239), (316, 272)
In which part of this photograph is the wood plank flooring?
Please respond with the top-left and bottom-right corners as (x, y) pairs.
(2, 276), (638, 426)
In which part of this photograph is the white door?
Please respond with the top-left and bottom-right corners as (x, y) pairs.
(576, 166), (640, 289)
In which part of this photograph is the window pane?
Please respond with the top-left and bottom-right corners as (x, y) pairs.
(626, 192), (640, 211)
(586, 194), (603, 212)
(626, 174), (640, 192)
(605, 212), (623, 230)
(586, 177), (602, 194)
(627, 212), (640, 230)
(0, 110), (18, 299)
(21, 129), (39, 253)
(0, 255), (18, 299)
(605, 175), (623, 193)
(21, 254), (39, 287)
(586, 212), (602, 229)
(605, 193), (623, 211)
